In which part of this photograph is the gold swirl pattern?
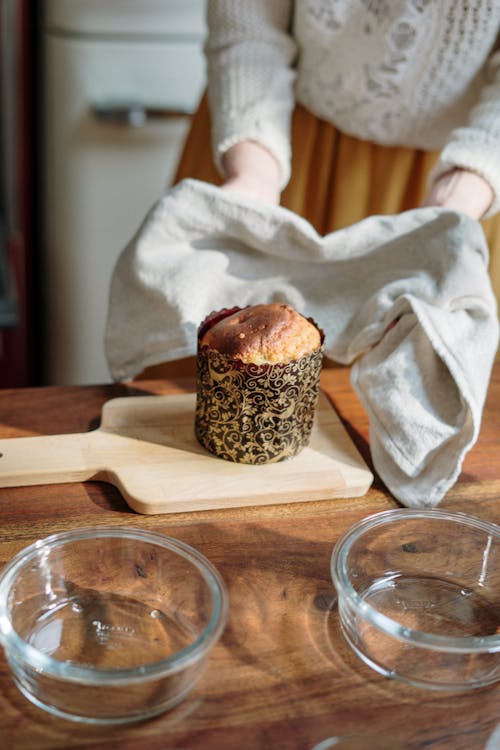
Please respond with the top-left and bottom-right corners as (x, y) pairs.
(195, 347), (324, 464)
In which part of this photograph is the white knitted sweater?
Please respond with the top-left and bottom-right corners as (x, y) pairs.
(205, 0), (500, 215)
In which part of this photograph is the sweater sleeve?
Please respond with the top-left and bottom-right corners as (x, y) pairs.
(205, 0), (297, 188)
(429, 43), (500, 218)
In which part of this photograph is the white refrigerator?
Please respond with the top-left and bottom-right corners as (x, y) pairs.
(42, 0), (206, 384)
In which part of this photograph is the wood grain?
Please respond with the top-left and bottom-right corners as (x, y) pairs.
(0, 365), (499, 750)
(0, 392), (373, 514)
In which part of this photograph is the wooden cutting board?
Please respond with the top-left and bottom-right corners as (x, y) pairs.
(0, 392), (373, 514)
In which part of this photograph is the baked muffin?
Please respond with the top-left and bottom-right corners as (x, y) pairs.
(199, 303), (321, 365)
(195, 304), (324, 464)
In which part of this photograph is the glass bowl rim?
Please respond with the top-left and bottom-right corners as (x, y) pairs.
(0, 526), (229, 685)
(331, 508), (500, 654)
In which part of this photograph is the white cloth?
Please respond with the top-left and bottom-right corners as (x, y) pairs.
(485, 725), (500, 750)
(105, 178), (499, 508)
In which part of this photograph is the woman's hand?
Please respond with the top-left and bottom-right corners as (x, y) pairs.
(423, 168), (494, 220)
(220, 141), (282, 204)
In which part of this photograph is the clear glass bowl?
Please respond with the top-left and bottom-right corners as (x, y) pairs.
(331, 509), (500, 691)
(0, 527), (228, 723)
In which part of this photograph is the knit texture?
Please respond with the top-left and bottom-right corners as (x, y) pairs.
(206, 0), (500, 212)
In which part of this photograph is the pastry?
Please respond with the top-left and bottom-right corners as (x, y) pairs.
(195, 304), (324, 464)
(199, 303), (321, 365)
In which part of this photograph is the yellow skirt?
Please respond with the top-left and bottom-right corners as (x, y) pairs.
(139, 96), (500, 379)
(175, 96), (500, 301)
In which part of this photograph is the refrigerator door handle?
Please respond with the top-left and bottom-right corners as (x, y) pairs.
(91, 102), (194, 127)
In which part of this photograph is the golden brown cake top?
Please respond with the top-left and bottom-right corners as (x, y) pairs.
(199, 303), (322, 364)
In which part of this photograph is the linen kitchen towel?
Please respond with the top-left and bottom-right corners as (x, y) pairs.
(105, 178), (499, 508)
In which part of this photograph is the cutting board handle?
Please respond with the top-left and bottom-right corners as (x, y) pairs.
(0, 432), (99, 488)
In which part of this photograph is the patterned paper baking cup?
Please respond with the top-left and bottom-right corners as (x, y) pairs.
(194, 308), (324, 464)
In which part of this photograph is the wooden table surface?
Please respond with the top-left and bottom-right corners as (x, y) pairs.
(0, 364), (499, 750)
